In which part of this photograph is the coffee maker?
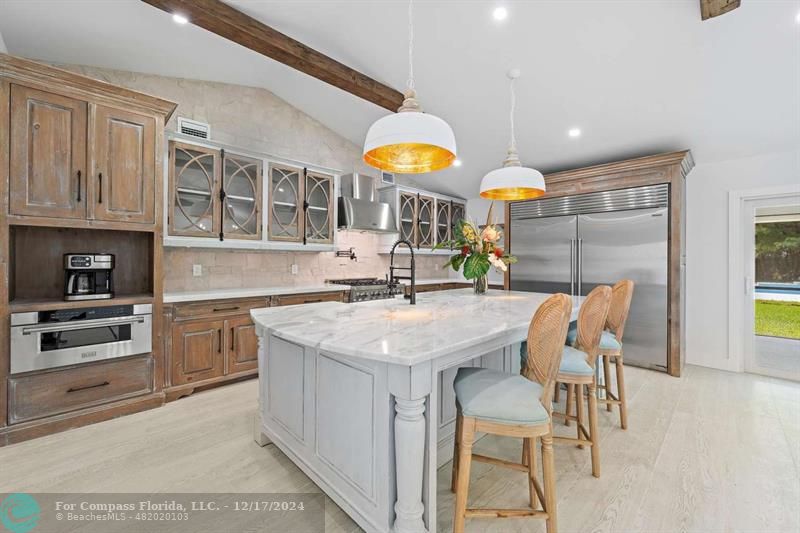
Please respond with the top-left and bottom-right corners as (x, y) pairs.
(64, 254), (115, 301)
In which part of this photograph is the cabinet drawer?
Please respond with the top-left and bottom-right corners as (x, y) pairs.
(272, 291), (344, 307)
(173, 298), (268, 320)
(8, 355), (153, 424)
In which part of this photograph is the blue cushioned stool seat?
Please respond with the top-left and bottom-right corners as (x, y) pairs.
(566, 322), (621, 351)
(559, 346), (593, 376)
(453, 367), (549, 426)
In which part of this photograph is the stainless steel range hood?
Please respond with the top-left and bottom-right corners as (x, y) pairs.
(338, 173), (398, 233)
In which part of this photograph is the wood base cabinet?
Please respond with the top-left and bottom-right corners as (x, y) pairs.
(171, 319), (226, 386)
(226, 315), (259, 375)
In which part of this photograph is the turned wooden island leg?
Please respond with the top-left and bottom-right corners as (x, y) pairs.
(393, 397), (428, 533)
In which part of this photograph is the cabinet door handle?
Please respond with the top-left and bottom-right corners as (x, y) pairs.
(67, 381), (109, 393)
(217, 329), (223, 353)
(212, 306), (240, 312)
(230, 328), (236, 351)
(98, 172), (103, 203)
(77, 170), (82, 202)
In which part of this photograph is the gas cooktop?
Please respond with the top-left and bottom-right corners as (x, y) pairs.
(325, 278), (400, 302)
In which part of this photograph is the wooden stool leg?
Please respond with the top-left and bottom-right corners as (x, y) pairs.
(522, 434), (530, 467)
(541, 433), (558, 533)
(453, 417), (475, 533)
(616, 354), (628, 430)
(525, 436), (538, 509)
(602, 355), (613, 412)
(554, 381), (561, 403)
(575, 384), (585, 449)
(451, 409), (463, 493)
(588, 382), (600, 478)
(565, 384), (574, 427)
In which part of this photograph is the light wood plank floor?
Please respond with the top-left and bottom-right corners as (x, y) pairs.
(1, 365), (798, 532)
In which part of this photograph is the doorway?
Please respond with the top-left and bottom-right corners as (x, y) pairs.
(733, 191), (800, 380)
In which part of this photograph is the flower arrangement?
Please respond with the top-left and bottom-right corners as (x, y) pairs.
(434, 205), (517, 293)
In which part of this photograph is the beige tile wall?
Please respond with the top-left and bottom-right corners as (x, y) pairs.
(164, 231), (448, 292)
(54, 64), (451, 292)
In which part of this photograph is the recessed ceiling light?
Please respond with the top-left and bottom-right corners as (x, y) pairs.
(172, 13), (189, 25)
(568, 128), (582, 138)
(492, 7), (508, 21)
(453, 159), (463, 167)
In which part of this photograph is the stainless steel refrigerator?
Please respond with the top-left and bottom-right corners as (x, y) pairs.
(509, 184), (669, 371)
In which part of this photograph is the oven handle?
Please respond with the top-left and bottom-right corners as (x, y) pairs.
(21, 316), (146, 335)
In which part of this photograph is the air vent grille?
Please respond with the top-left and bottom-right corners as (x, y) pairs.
(511, 184), (669, 220)
(177, 117), (211, 140)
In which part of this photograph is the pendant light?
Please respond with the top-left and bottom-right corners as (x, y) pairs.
(363, 0), (457, 174)
(479, 69), (545, 200)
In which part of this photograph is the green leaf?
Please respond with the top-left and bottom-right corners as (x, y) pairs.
(463, 253), (490, 279)
(450, 253), (466, 272)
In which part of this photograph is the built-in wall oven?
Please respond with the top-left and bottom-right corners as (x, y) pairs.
(10, 304), (152, 374)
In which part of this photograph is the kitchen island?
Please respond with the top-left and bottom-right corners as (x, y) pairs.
(251, 289), (582, 533)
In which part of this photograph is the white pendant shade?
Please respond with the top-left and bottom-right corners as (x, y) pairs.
(479, 165), (545, 200)
(363, 110), (457, 174)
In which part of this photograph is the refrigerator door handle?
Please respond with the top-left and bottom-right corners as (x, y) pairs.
(580, 238), (584, 295)
(570, 239), (576, 297)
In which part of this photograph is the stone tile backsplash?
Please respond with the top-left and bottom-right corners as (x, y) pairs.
(164, 231), (448, 292)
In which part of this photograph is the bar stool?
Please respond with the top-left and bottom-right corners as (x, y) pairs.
(450, 293), (572, 533)
(595, 280), (634, 429)
(554, 285), (612, 478)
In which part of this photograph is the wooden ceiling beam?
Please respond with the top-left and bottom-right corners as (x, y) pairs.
(140, 0), (404, 111)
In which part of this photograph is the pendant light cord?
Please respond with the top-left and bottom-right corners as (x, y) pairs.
(407, 0), (415, 91)
(509, 76), (517, 152)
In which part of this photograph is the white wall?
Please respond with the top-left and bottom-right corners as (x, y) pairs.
(685, 149), (800, 371)
(0, 30), (7, 53)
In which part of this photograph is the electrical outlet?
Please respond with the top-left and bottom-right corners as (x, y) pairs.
(291, 264), (298, 275)
(192, 264), (203, 277)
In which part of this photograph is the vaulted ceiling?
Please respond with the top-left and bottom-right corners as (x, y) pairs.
(1, 0), (797, 197)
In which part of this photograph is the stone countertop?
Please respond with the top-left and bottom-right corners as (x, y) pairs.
(163, 285), (345, 304)
(251, 289), (583, 366)
(162, 279), (463, 303)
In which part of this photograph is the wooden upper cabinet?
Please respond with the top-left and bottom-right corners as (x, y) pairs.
(268, 163), (303, 242)
(222, 152), (262, 240)
(9, 85), (87, 219)
(91, 105), (156, 224)
(436, 200), (451, 244)
(304, 171), (334, 244)
(169, 141), (220, 237)
(417, 195), (435, 248)
(399, 192), (417, 244)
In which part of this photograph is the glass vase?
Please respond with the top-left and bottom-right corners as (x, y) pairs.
(473, 274), (488, 295)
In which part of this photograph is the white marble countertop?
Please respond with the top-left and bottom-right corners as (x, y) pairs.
(251, 289), (583, 366)
(163, 285), (345, 303)
(163, 279), (464, 303)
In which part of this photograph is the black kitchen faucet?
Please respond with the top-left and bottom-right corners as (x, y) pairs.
(388, 239), (415, 305)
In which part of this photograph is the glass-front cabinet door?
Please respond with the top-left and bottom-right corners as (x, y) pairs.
(170, 141), (219, 237)
(305, 171), (334, 244)
(436, 200), (450, 245)
(222, 152), (262, 240)
(417, 195), (435, 248)
(399, 192), (417, 244)
(268, 163), (302, 242)
(451, 202), (465, 238)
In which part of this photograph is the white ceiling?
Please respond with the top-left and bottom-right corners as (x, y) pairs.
(1, 0), (798, 197)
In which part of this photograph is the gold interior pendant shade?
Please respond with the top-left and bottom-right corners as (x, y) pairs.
(363, 93), (457, 173)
